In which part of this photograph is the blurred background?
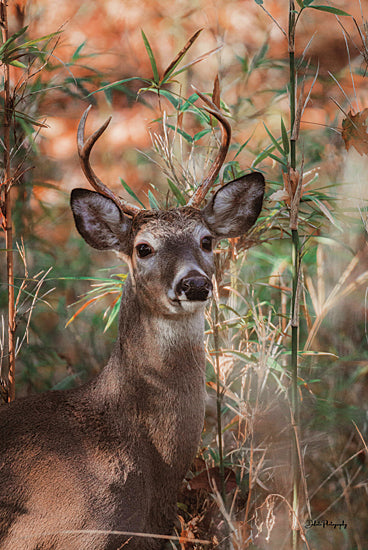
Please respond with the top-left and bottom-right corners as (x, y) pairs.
(1, 1), (368, 548)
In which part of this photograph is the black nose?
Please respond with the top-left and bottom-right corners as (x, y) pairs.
(176, 272), (213, 301)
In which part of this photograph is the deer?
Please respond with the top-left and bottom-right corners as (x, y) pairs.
(0, 92), (264, 550)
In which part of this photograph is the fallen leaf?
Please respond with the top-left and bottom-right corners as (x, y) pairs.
(341, 108), (368, 156)
(269, 168), (302, 206)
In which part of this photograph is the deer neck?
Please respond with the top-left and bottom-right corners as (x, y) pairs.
(92, 276), (206, 394)
(114, 276), (205, 372)
(91, 276), (207, 472)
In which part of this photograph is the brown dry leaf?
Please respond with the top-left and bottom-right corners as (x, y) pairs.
(341, 108), (368, 156)
(212, 74), (221, 109)
(269, 168), (301, 206)
(178, 515), (196, 549)
(162, 28), (203, 80)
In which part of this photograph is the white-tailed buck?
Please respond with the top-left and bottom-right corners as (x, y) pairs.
(0, 93), (264, 549)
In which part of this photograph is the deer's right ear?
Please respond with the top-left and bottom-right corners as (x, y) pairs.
(70, 189), (132, 253)
(201, 172), (265, 238)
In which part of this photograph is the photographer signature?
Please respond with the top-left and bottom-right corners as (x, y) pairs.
(305, 519), (347, 530)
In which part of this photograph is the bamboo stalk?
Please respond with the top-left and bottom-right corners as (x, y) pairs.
(288, 2), (300, 548)
(1, 0), (16, 402)
(214, 284), (226, 504)
(212, 265), (229, 547)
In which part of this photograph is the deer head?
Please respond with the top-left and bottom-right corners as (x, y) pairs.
(71, 96), (264, 318)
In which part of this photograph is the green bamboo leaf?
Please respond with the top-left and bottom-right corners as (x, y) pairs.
(155, 89), (181, 109)
(268, 153), (288, 168)
(120, 178), (146, 208)
(9, 59), (27, 69)
(252, 145), (276, 167)
(193, 128), (211, 142)
(104, 298), (122, 332)
(166, 123), (193, 143)
(144, 88), (182, 109)
(141, 29), (160, 84)
(59, 276), (126, 283)
(234, 134), (253, 160)
(295, 0), (304, 7)
(180, 93), (199, 112)
(281, 117), (289, 155)
(179, 102), (211, 125)
(2, 30), (62, 60)
(263, 122), (285, 155)
(249, 41), (269, 73)
(167, 179), (186, 206)
(71, 41), (87, 62)
(15, 110), (48, 128)
(237, 54), (249, 73)
(0, 26), (28, 56)
(88, 77), (149, 96)
(148, 190), (160, 209)
(223, 161), (242, 181)
(309, 5), (350, 16)
(17, 30), (62, 49)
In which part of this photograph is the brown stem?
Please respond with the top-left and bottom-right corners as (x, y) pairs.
(1, 0), (15, 402)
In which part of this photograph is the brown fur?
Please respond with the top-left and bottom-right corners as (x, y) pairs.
(0, 172), (264, 549)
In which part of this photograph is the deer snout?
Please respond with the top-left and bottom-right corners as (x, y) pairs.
(176, 271), (213, 302)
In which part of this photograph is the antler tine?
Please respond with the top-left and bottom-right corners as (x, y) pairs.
(188, 87), (231, 208)
(77, 105), (141, 217)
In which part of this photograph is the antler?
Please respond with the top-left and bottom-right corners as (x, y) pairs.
(77, 105), (141, 217)
(188, 88), (231, 208)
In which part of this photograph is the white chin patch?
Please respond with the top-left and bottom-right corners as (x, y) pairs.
(180, 300), (207, 313)
(171, 299), (207, 314)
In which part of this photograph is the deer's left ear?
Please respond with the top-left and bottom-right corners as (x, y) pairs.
(201, 172), (265, 238)
(70, 188), (132, 253)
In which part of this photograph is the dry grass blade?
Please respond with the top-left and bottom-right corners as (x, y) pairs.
(329, 72), (355, 113)
(65, 295), (108, 328)
(173, 44), (223, 79)
(309, 448), (365, 501)
(352, 421), (368, 456)
(314, 465), (362, 524)
(15, 267), (53, 358)
(304, 253), (368, 350)
(147, 112), (196, 198)
(162, 28), (203, 80)
(254, 493), (311, 548)
(211, 480), (240, 548)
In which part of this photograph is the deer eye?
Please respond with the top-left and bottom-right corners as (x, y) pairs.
(136, 243), (154, 258)
(201, 236), (213, 252)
